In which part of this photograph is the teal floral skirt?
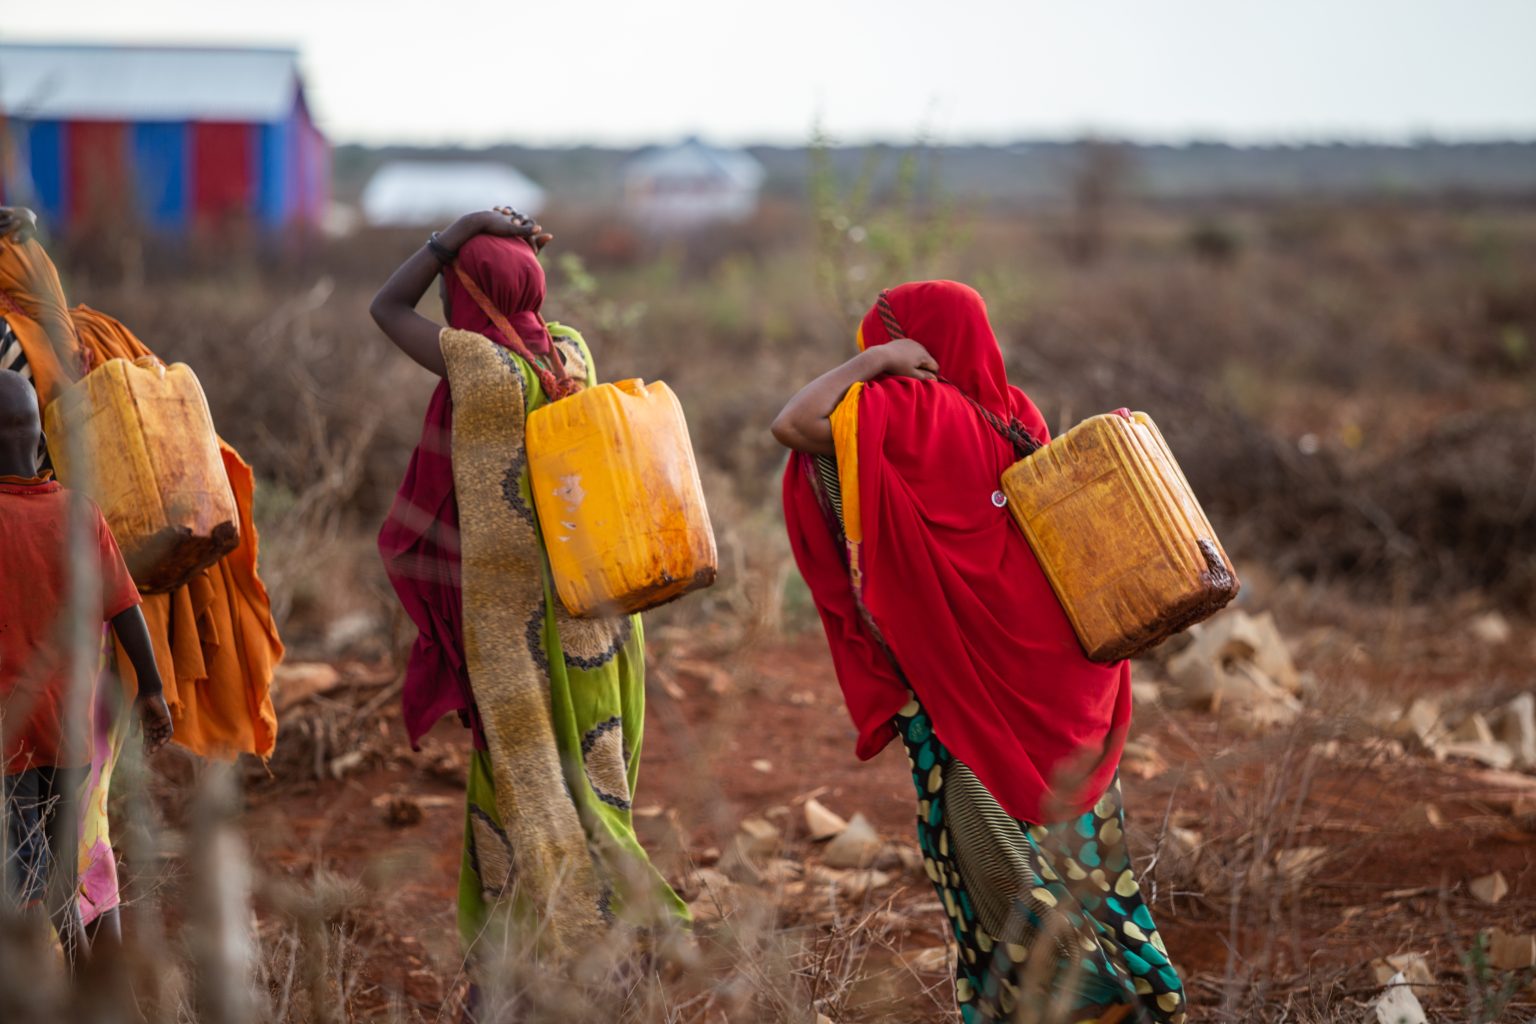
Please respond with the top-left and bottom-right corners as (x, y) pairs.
(894, 698), (1187, 1024)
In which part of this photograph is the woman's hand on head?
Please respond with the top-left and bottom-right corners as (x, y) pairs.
(875, 338), (939, 382)
(446, 208), (553, 253)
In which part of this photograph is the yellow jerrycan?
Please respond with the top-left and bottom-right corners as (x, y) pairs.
(44, 356), (239, 593)
(1000, 410), (1239, 662)
(526, 378), (717, 617)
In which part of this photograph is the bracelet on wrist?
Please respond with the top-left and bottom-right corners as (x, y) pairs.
(426, 232), (457, 264)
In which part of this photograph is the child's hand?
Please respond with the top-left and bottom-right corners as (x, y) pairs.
(135, 694), (174, 755)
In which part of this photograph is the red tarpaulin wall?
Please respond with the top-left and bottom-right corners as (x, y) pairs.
(192, 121), (253, 227)
(66, 121), (129, 229)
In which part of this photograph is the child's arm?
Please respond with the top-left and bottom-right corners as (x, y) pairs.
(109, 606), (173, 754)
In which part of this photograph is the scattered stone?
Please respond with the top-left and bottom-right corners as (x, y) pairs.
(324, 610), (382, 654)
(897, 946), (951, 973)
(1491, 694), (1536, 769)
(1120, 739), (1168, 780)
(804, 798), (849, 841)
(328, 750), (365, 779)
(633, 804), (664, 818)
(1394, 697), (1445, 746)
(1469, 871), (1509, 905)
(272, 662), (343, 712)
(1484, 928), (1536, 970)
(1370, 953), (1434, 995)
(684, 868), (740, 923)
(1373, 972), (1427, 1024)
(809, 865), (893, 898)
(757, 858), (803, 885)
(1448, 712), (1495, 746)
(873, 842), (925, 875)
(1272, 846), (1330, 884)
(1131, 680), (1163, 705)
(1167, 610), (1300, 698)
(1436, 740), (1516, 770)
(822, 813), (882, 869)
(1468, 611), (1512, 646)
(736, 817), (781, 861)
(1248, 611), (1302, 695)
(1402, 802), (1443, 828)
(751, 758), (773, 773)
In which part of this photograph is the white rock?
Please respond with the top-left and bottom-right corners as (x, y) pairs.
(1469, 871), (1509, 905)
(897, 946), (951, 973)
(808, 865), (893, 897)
(1373, 973), (1427, 1024)
(1273, 846), (1330, 884)
(1448, 712), (1495, 746)
(1121, 739), (1168, 780)
(1491, 694), (1536, 768)
(1249, 611), (1302, 694)
(1394, 697), (1445, 745)
(1131, 680), (1163, 705)
(272, 661), (343, 711)
(1436, 740), (1516, 770)
(804, 798), (849, 841)
(1485, 928), (1536, 970)
(735, 817), (781, 861)
(1469, 611), (1512, 646)
(1370, 953), (1434, 994)
(822, 813), (882, 869)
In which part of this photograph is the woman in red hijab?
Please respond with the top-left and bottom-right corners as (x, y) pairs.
(371, 209), (685, 972)
(775, 281), (1185, 1024)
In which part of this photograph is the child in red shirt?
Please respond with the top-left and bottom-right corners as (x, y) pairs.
(0, 368), (172, 965)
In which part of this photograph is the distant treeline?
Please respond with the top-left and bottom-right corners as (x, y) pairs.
(333, 139), (1536, 206)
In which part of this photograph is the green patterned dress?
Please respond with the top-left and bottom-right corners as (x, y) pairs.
(455, 324), (687, 948)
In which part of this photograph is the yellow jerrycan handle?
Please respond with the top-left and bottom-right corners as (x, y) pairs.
(611, 378), (647, 396)
(131, 354), (168, 380)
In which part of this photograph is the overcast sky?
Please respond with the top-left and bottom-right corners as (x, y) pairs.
(3, 0), (1534, 146)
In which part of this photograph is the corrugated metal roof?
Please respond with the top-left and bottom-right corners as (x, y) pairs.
(0, 42), (303, 123)
(625, 137), (766, 189)
(360, 161), (546, 226)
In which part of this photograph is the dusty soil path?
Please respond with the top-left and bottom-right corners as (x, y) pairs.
(242, 633), (1536, 1022)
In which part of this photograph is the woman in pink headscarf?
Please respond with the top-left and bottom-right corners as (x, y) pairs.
(370, 208), (684, 965)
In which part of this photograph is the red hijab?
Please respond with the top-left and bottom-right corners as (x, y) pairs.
(782, 280), (1130, 823)
(378, 235), (550, 748)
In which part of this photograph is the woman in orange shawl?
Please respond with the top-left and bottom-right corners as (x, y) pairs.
(0, 208), (281, 933)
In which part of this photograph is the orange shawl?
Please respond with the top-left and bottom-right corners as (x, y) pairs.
(0, 238), (281, 759)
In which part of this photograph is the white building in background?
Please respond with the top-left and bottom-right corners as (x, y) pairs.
(622, 137), (765, 229)
(360, 160), (545, 227)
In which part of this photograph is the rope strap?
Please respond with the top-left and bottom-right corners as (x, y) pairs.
(451, 263), (578, 401)
(874, 290), (1042, 462)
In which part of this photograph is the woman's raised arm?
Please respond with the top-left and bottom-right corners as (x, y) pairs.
(369, 208), (547, 377)
(770, 339), (939, 455)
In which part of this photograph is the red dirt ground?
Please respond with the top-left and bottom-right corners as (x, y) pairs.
(242, 631), (1536, 1022)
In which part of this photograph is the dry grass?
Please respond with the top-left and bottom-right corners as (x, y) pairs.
(3, 183), (1535, 1022)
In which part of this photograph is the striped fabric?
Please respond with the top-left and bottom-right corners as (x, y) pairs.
(813, 453), (844, 527)
(0, 319), (32, 382)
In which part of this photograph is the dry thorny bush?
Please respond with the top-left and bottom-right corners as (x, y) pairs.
(5, 185), (1535, 1021)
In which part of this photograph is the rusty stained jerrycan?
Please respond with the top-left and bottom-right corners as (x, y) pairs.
(526, 378), (717, 617)
(44, 356), (239, 593)
(1000, 410), (1239, 662)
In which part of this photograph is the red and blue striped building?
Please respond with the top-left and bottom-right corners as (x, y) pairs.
(0, 43), (328, 234)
